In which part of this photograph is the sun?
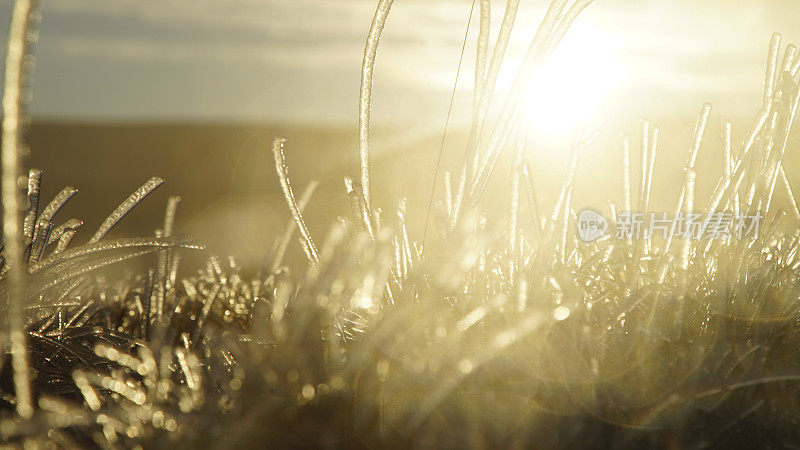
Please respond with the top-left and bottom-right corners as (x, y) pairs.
(520, 25), (625, 139)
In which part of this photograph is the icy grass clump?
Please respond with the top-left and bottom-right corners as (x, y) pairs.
(3, 0), (800, 447)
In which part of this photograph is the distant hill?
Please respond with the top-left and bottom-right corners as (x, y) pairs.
(25, 121), (453, 268)
(20, 116), (800, 269)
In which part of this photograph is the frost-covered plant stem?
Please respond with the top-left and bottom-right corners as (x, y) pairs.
(1, 0), (39, 419)
(359, 0), (394, 213)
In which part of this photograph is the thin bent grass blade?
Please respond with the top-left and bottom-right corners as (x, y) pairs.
(89, 176), (164, 244)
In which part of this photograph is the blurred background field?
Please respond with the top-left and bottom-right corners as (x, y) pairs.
(25, 117), (800, 270)
(4, 0), (800, 267)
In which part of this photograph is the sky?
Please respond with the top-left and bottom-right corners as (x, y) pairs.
(0, 0), (799, 126)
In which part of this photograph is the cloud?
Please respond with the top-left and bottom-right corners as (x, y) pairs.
(0, 0), (795, 122)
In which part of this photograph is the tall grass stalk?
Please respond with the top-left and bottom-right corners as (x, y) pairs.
(359, 0), (395, 213)
(1, 0), (40, 419)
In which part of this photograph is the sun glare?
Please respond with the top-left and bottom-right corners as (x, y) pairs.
(520, 26), (625, 138)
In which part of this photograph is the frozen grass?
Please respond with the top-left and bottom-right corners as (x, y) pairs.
(3, 0), (800, 447)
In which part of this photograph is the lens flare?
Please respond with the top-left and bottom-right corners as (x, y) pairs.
(521, 25), (625, 138)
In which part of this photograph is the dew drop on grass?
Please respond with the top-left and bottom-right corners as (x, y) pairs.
(553, 306), (570, 321)
(458, 359), (474, 374)
(302, 384), (315, 401)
